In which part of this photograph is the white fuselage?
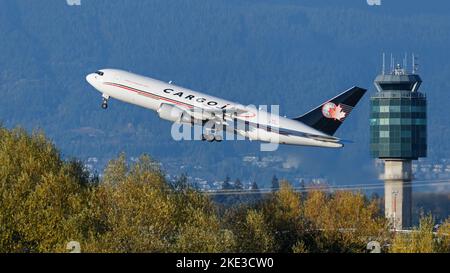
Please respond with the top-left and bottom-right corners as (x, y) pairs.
(86, 69), (342, 148)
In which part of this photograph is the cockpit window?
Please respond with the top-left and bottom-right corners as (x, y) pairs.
(95, 71), (104, 76)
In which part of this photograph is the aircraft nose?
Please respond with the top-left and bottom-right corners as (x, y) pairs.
(86, 73), (95, 85)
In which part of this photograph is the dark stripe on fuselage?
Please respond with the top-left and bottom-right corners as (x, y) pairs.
(104, 82), (194, 108)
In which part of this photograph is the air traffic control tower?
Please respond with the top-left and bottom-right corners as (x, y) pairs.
(370, 56), (427, 230)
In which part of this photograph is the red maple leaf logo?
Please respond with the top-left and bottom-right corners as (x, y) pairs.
(329, 104), (346, 121)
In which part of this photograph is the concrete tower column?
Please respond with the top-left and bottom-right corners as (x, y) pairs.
(382, 160), (412, 230)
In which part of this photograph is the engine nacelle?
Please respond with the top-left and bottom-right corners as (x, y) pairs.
(157, 103), (192, 123)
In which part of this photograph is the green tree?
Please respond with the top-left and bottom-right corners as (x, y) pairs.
(174, 208), (235, 253)
(84, 153), (234, 253)
(261, 181), (310, 252)
(304, 190), (388, 253)
(390, 214), (441, 253)
(85, 155), (177, 252)
(0, 127), (93, 252)
(224, 206), (275, 253)
(435, 217), (450, 253)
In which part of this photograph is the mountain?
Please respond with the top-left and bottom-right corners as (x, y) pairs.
(1, 0), (450, 187)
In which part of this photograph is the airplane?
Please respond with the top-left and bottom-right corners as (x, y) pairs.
(86, 69), (366, 148)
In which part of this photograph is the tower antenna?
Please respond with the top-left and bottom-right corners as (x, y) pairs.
(390, 53), (393, 73)
(415, 54), (419, 74)
(382, 52), (385, 75)
(403, 52), (407, 70)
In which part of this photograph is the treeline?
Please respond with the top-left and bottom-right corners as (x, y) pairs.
(0, 126), (449, 253)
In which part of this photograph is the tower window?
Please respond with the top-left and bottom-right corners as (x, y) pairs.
(379, 83), (414, 90)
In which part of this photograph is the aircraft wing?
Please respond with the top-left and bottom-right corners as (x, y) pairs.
(184, 104), (250, 124)
(203, 104), (248, 116)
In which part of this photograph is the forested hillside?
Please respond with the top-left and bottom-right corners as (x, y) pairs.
(1, 0), (450, 185)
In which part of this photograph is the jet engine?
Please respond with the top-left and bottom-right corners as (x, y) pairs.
(157, 103), (192, 123)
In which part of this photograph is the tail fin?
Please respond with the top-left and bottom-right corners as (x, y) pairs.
(293, 86), (367, 136)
